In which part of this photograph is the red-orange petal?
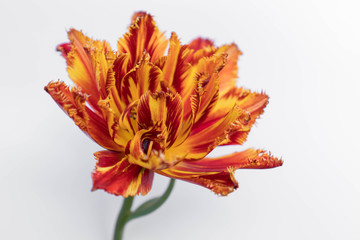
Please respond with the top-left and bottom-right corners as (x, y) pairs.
(118, 12), (168, 66)
(92, 150), (154, 197)
(157, 149), (282, 196)
(188, 37), (214, 51)
(44, 81), (122, 151)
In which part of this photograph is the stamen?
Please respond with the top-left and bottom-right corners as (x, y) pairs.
(147, 141), (153, 156)
(142, 138), (153, 156)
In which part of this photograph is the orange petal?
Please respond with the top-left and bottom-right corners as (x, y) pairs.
(44, 81), (122, 151)
(66, 29), (113, 113)
(120, 54), (162, 105)
(118, 12), (168, 66)
(219, 87), (269, 145)
(92, 151), (154, 197)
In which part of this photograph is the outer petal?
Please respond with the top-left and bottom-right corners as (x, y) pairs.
(44, 81), (122, 151)
(187, 38), (215, 65)
(66, 29), (113, 113)
(92, 151), (154, 197)
(216, 44), (242, 95)
(176, 149), (283, 171)
(157, 149), (282, 196)
(118, 12), (168, 66)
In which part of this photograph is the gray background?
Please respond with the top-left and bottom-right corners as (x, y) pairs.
(1, 0), (359, 239)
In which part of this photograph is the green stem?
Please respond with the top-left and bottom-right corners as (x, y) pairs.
(112, 179), (176, 240)
(129, 178), (175, 221)
(113, 196), (134, 240)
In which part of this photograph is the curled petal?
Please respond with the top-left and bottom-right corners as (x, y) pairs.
(56, 43), (71, 59)
(118, 12), (168, 66)
(92, 151), (154, 197)
(218, 87), (269, 145)
(186, 42), (242, 96)
(126, 128), (177, 170)
(137, 91), (184, 148)
(45, 81), (122, 151)
(120, 54), (162, 105)
(184, 53), (226, 122)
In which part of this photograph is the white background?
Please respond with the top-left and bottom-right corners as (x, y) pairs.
(1, 0), (359, 239)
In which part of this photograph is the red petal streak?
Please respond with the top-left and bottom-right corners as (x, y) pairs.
(118, 12), (168, 66)
(162, 33), (192, 100)
(92, 151), (154, 197)
(113, 53), (131, 99)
